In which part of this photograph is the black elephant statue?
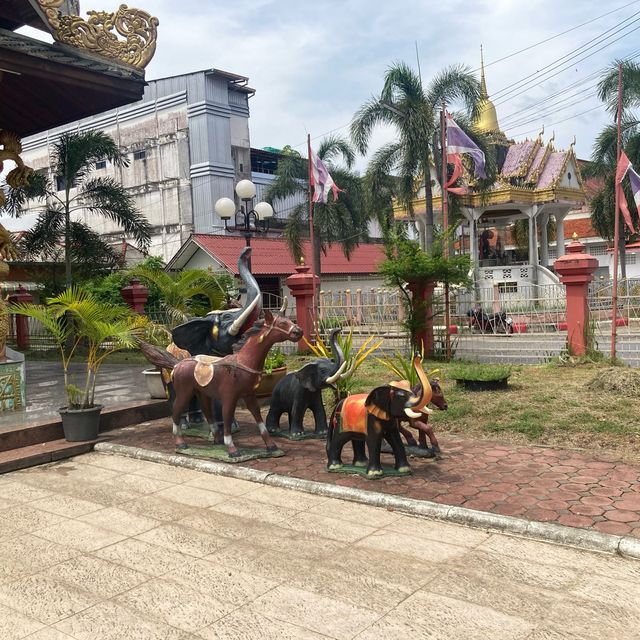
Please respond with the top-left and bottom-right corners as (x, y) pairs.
(327, 357), (432, 477)
(266, 328), (350, 437)
(171, 246), (262, 357)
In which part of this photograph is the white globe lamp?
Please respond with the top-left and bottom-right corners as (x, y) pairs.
(254, 201), (274, 220)
(235, 179), (256, 200)
(214, 197), (235, 220)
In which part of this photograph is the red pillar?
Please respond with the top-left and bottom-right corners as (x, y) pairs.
(286, 260), (319, 352)
(407, 279), (436, 356)
(8, 285), (33, 350)
(120, 278), (149, 314)
(554, 237), (598, 356)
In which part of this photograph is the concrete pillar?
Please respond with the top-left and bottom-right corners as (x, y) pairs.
(540, 212), (550, 267)
(8, 285), (33, 350)
(556, 214), (566, 258)
(285, 260), (319, 352)
(120, 278), (149, 314)
(554, 237), (598, 356)
(528, 215), (538, 268)
(355, 289), (363, 325)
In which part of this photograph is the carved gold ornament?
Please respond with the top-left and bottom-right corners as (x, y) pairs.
(0, 130), (31, 261)
(36, 1), (159, 70)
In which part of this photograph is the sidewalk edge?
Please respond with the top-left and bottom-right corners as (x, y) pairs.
(93, 442), (640, 560)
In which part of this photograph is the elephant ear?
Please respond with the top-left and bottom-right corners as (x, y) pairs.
(365, 386), (391, 421)
(294, 363), (320, 392)
(172, 317), (216, 356)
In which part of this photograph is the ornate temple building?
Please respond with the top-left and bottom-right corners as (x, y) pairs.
(395, 54), (593, 289)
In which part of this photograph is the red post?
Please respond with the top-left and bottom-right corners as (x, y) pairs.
(286, 259), (319, 352)
(8, 285), (33, 350)
(554, 236), (599, 356)
(120, 278), (149, 314)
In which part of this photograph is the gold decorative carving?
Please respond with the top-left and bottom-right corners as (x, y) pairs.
(36, 1), (159, 70)
(0, 130), (32, 261)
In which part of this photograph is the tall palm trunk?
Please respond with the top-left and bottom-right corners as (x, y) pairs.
(423, 149), (434, 254)
(64, 198), (72, 288)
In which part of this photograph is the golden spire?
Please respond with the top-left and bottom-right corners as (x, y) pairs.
(474, 46), (502, 135)
(480, 44), (488, 98)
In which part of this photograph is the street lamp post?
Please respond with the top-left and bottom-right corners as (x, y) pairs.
(214, 180), (274, 270)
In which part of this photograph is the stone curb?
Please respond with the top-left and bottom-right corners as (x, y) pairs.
(94, 442), (640, 561)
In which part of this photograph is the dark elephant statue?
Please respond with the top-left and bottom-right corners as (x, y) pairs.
(266, 328), (349, 436)
(171, 246), (262, 357)
(327, 357), (432, 477)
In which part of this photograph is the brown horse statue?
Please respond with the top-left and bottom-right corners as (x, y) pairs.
(139, 309), (303, 457)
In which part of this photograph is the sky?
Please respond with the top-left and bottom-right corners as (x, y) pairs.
(129, 0), (637, 162)
(5, 0), (640, 231)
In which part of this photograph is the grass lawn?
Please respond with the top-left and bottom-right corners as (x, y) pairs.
(284, 353), (640, 463)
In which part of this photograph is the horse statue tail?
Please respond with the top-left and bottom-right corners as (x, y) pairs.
(136, 338), (180, 371)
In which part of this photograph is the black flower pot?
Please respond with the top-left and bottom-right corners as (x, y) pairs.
(59, 404), (103, 441)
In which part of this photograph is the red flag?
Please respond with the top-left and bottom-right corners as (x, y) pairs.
(616, 150), (631, 184)
(445, 153), (467, 195)
(616, 150), (636, 233)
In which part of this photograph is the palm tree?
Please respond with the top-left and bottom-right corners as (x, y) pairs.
(6, 131), (151, 287)
(129, 265), (234, 326)
(265, 137), (368, 278)
(351, 62), (481, 253)
(588, 61), (640, 277)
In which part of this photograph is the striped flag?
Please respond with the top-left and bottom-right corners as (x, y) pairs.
(310, 147), (341, 203)
(615, 150), (637, 233)
(446, 114), (486, 180)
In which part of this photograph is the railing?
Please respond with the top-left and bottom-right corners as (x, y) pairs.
(589, 278), (640, 337)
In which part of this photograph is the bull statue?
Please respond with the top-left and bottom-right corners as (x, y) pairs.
(171, 246), (262, 357)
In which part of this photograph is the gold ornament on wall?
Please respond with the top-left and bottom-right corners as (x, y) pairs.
(0, 130), (32, 262)
(36, 1), (159, 70)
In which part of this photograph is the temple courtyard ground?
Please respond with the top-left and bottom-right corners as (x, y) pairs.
(0, 452), (639, 639)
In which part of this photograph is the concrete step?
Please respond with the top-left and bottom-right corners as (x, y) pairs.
(0, 399), (169, 453)
(0, 439), (96, 474)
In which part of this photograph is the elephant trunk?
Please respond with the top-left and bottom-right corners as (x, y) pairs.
(404, 357), (432, 417)
(229, 247), (262, 336)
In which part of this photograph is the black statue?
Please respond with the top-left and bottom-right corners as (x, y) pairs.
(172, 246), (262, 357)
(327, 357), (432, 477)
(266, 328), (348, 437)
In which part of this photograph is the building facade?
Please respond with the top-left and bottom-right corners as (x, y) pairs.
(20, 69), (254, 261)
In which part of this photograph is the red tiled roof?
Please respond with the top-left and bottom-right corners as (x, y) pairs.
(563, 218), (600, 239)
(192, 235), (386, 276)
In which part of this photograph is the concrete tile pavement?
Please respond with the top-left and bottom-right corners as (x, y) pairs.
(105, 415), (640, 539)
(0, 452), (638, 639)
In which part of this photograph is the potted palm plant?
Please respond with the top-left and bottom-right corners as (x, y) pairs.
(255, 347), (287, 398)
(12, 287), (141, 441)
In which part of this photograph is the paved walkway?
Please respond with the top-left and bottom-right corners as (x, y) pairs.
(106, 414), (640, 539)
(0, 452), (639, 639)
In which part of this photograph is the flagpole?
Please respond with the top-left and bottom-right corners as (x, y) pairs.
(441, 102), (451, 361)
(307, 133), (318, 342)
(611, 62), (622, 360)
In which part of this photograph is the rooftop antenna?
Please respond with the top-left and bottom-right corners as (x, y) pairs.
(415, 40), (423, 86)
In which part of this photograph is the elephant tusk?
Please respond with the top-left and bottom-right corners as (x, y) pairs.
(228, 294), (261, 336)
(339, 361), (356, 380)
(279, 297), (288, 315)
(325, 360), (348, 385)
(404, 408), (422, 419)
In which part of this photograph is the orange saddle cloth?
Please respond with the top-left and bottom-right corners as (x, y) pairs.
(338, 394), (368, 435)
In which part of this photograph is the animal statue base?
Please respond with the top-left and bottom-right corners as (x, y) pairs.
(380, 441), (442, 459)
(181, 421), (240, 440)
(176, 443), (284, 463)
(327, 461), (412, 479)
(268, 427), (326, 441)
